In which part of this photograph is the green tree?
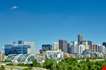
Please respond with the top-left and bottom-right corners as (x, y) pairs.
(0, 65), (5, 70)
(32, 59), (41, 67)
(43, 59), (55, 70)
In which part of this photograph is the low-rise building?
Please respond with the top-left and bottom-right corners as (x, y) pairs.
(0, 52), (5, 62)
(46, 50), (64, 60)
(4, 41), (35, 55)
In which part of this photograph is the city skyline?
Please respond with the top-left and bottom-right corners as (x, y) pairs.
(0, 0), (106, 50)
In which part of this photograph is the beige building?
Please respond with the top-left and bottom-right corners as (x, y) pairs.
(0, 52), (4, 62)
(52, 42), (60, 51)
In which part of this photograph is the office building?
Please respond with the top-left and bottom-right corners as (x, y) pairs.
(67, 41), (74, 54)
(101, 45), (106, 54)
(4, 41), (33, 55)
(88, 41), (92, 46)
(91, 44), (98, 52)
(42, 44), (52, 51)
(59, 40), (68, 53)
(68, 41), (79, 54)
(46, 50), (64, 60)
(24, 41), (36, 54)
(73, 41), (79, 54)
(87, 41), (92, 50)
(78, 33), (84, 45)
(67, 43), (71, 54)
(78, 44), (86, 55)
(103, 42), (106, 47)
(52, 42), (59, 51)
(82, 40), (89, 49)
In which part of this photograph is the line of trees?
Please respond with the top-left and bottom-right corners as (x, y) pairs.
(2, 58), (106, 70)
(31, 58), (106, 70)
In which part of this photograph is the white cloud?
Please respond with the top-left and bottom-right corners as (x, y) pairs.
(11, 6), (18, 10)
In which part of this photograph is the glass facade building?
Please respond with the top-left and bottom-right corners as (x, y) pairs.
(42, 44), (52, 51)
(5, 43), (30, 55)
(59, 40), (68, 53)
(78, 34), (84, 45)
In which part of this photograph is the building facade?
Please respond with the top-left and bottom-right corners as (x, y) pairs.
(24, 41), (36, 54)
(46, 50), (64, 60)
(52, 42), (59, 51)
(42, 44), (52, 51)
(103, 42), (106, 47)
(78, 34), (84, 45)
(78, 44), (86, 55)
(91, 44), (98, 52)
(4, 41), (33, 55)
(0, 52), (4, 62)
(59, 40), (68, 53)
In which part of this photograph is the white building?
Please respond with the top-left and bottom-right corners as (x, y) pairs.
(101, 45), (106, 54)
(46, 50), (64, 60)
(73, 41), (78, 54)
(24, 41), (36, 54)
(52, 42), (59, 51)
(78, 44), (86, 55)
(83, 41), (89, 49)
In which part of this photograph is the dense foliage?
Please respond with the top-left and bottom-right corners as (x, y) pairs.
(0, 65), (5, 70)
(32, 58), (106, 70)
(2, 58), (106, 70)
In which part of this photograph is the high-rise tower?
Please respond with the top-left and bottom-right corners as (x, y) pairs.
(59, 40), (68, 53)
(78, 33), (84, 45)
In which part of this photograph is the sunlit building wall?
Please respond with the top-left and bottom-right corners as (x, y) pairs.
(52, 42), (59, 51)
(78, 44), (86, 55)
(0, 52), (4, 62)
(24, 41), (36, 54)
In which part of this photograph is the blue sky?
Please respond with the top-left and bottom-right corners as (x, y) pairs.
(0, 0), (106, 50)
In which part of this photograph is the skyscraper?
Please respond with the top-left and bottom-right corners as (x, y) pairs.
(78, 33), (84, 45)
(67, 43), (71, 54)
(68, 41), (75, 54)
(59, 40), (68, 53)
